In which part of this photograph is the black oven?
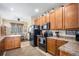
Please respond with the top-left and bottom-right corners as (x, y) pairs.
(39, 36), (47, 52)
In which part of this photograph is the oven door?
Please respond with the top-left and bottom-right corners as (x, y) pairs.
(39, 37), (47, 52)
(39, 37), (46, 45)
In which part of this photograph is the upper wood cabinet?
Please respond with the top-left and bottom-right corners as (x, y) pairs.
(49, 11), (56, 30)
(34, 3), (79, 30)
(37, 18), (40, 26)
(42, 16), (46, 25)
(45, 14), (50, 23)
(55, 7), (63, 30)
(64, 3), (78, 29)
(39, 17), (42, 26)
(33, 19), (37, 25)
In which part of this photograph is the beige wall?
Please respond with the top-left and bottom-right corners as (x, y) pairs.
(1, 18), (33, 36)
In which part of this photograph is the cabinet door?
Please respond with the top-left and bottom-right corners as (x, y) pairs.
(39, 17), (42, 26)
(0, 41), (1, 55)
(47, 39), (56, 55)
(34, 19), (37, 25)
(55, 7), (63, 29)
(5, 37), (13, 50)
(64, 4), (78, 29)
(14, 37), (21, 48)
(49, 12), (56, 30)
(42, 16), (46, 25)
(37, 18), (39, 26)
(46, 14), (50, 23)
(56, 40), (67, 55)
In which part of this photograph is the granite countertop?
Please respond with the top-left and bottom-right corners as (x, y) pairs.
(6, 35), (21, 37)
(47, 36), (79, 56)
(0, 35), (21, 42)
(47, 36), (76, 42)
(0, 36), (5, 41)
(59, 41), (79, 56)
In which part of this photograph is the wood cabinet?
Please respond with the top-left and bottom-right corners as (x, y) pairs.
(49, 11), (56, 30)
(37, 18), (40, 26)
(47, 38), (56, 55)
(0, 39), (5, 56)
(56, 40), (68, 55)
(5, 36), (21, 50)
(60, 50), (71, 56)
(42, 16), (46, 25)
(64, 3), (78, 29)
(55, 7), (63, 29)
(0, 25), (6, 36)
(5, 37), (14, 50)
(34, 19), (37, 25)
(14, 37), (21, 48)
(47, 38), (68, 56)
(34, 3), (79, 30)
(46, 14), (50, 23)
(78, 4), (79, 27)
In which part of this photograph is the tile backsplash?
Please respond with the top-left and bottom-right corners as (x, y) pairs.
(51, 30), (76, 37)
(66, 30), (76, 35)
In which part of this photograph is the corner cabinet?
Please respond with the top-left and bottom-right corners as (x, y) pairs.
(64, 3), (78, 29)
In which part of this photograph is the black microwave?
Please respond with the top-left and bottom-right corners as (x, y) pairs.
(42, 22), (50, 30)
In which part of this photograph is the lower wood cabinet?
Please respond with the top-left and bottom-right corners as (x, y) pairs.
(4, 36), (21, 50)
(14, 37), (21, 48)
(60, 50), (71, 56)
(56, 40), (68, 55)
(47, 38), (56, 55)
(0, 39), (5, 56)
(47, 38), (68, 56)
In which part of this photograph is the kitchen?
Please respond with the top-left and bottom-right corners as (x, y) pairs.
(0, 3), (79, 56)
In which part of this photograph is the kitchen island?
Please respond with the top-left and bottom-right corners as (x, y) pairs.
(0, 35), (21, 55)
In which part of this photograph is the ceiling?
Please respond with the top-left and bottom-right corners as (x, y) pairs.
(0, 3), (66, 20)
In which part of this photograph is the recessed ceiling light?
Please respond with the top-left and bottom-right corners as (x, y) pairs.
(10, 8), (14, 11)
(35, 9), (39, 13)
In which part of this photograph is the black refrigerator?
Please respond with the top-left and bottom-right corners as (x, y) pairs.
(29, 25), (41, 47)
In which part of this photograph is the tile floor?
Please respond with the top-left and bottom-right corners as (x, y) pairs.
(5, 41), (52, 56)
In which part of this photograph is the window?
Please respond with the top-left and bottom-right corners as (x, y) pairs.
(11, 23), (23, 35)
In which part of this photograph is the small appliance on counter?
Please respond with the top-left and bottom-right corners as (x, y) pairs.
(76, 31), (79, 41)
(55, 32), (60, 37)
